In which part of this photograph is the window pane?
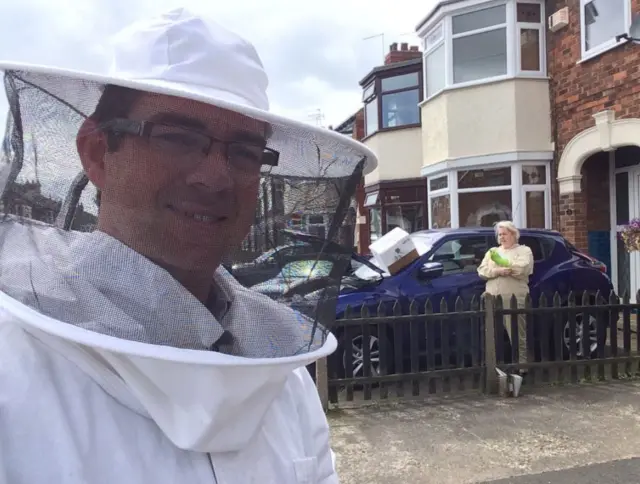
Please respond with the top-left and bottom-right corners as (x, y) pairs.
(520, 29), (540, 71)
(369, 208), (382, 242)
(362, 83), (375, 101)
(381, 89), (420, 128)
(615, 171), (629, 225)
(431, 236), (488, 274)
(525, 191), (546, 228)
(365, 99), (378, 136)
(429, 175), (448, 191)
(614, 146), (640, 169)
(386, 204), (424, 233)
(453, 5), (506, 34)
(459, 190), (512, 227)
(522, 165), (546, 185)
(430, 195), (451, 229)
(453, 28), (507, 84)
(425, 23), (444, 50)
(583, 0), (626, 52)
(458, 167), (511, 189)
(517, 3), (542, 23)
(364, 191), (379, 207)
(518, 236), (544, 260)
(381, 73), (419, 92)
(425, 43), (446, 97)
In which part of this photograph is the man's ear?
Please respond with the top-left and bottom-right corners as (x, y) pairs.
(76, 118), (107, 190)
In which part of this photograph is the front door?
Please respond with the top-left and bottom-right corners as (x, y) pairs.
(631, 171), (640, 298)
(615, 168), (640, 298)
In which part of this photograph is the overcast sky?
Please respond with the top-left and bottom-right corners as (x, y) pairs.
(0, 0), (435, 130)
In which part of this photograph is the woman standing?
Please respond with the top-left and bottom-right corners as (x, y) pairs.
(478, 221), (534, 369)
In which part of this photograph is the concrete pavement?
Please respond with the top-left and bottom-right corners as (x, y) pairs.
(329, 381), (640, 483)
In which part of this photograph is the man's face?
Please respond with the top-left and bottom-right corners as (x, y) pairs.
(83, 92), (265, 271)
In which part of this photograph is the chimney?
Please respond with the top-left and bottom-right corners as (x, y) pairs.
(384, 43), (422, 65)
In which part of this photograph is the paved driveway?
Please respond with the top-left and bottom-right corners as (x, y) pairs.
(329, 382), (640, 483)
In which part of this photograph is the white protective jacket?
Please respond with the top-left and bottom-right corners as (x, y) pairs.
(0, 223), (338, 484)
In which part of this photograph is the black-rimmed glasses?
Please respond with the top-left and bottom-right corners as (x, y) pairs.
(100, 118), (280, 172)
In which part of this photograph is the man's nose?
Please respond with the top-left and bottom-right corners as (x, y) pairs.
(184, 145), (233, 192)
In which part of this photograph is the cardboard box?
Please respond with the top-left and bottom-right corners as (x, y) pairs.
(369, 227), (419, 275)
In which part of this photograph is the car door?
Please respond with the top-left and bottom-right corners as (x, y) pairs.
(428, 235), (491, 308)
(493, 235), (555, 303)
(399, 234), (491, 310)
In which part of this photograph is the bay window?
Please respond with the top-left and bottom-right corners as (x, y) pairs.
(364, 183), (427, 246)
(580, 0), (631, 59)
(363, 83), (378, 137)
(361, 68), (423, 137)
(452, 5), (507, 83)
(418, 0), (546, 101)
(427, 163), (551, 229)
(424, 24), (446, 98)
(381, 73), (420, 128)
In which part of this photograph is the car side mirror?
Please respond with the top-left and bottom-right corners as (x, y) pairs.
(418, 261), (444, 280)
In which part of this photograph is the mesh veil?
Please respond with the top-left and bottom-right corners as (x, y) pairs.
(0, 69), (366, 357)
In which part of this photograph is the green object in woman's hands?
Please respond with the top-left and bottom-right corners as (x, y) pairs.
(489, 248), (511, 267)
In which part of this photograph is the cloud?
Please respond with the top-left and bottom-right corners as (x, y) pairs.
(0, 0), (433, 128)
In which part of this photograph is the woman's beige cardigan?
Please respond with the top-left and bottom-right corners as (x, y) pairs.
(477, 244), (534, 297)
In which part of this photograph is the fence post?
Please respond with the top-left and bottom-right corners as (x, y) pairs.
(316, 357), (329, 412)
(483, 293), (498, 394)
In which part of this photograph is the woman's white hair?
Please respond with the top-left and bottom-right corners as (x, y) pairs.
(494, 220), (520, 241)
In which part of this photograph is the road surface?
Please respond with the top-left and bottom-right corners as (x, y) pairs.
(482, 458), (640, 483)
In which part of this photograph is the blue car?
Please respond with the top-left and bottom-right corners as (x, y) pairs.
(333, 228), (615, 378)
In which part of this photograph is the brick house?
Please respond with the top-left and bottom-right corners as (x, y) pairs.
(349, 0), (639, 296)
(549, 0), (640, 297)
(355, 42), (425, 252)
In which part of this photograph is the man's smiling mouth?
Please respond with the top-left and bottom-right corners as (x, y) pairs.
(167, 205), (228, 224)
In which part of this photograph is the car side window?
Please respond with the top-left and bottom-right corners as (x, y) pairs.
(429, 236), (489, 274)
(518, 236), (546, 262)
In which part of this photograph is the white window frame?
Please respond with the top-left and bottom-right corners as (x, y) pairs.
(418, 0), (546, 101)
(423, 22), (446, 100)
(514, 2), (545, 76)
(449, 2), (511, 86)
(519, 162), (552, 228)
(426, 162), (551, 229)
(363, 95), (378, 137)
(579, 0), (632, 61)
(427, 183), (451, 230)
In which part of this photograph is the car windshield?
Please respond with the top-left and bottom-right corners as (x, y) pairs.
(252, 242), (306, 264)
(353, 232), (445, 280)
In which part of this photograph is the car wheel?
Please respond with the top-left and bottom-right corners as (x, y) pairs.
(563, 313), (600, 358)
(343, 332), (381, 378)
(335, 327), (393, 384)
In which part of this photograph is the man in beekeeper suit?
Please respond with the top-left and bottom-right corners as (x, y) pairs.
(0, 8), (376, 484)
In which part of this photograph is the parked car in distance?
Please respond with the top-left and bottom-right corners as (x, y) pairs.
(333, 228), (617, 378)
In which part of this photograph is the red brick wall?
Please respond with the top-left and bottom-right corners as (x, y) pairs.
(548, 0), (640, 251)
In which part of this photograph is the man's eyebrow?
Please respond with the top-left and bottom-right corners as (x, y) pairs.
(148, 112), (207, 130)
(228, 129), (267, 146)
(148, 112), (267, 145)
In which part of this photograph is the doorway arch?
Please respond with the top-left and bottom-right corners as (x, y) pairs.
(557, 111), (640, 194)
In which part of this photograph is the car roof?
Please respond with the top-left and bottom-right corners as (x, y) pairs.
(411, 227), (563, 238)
